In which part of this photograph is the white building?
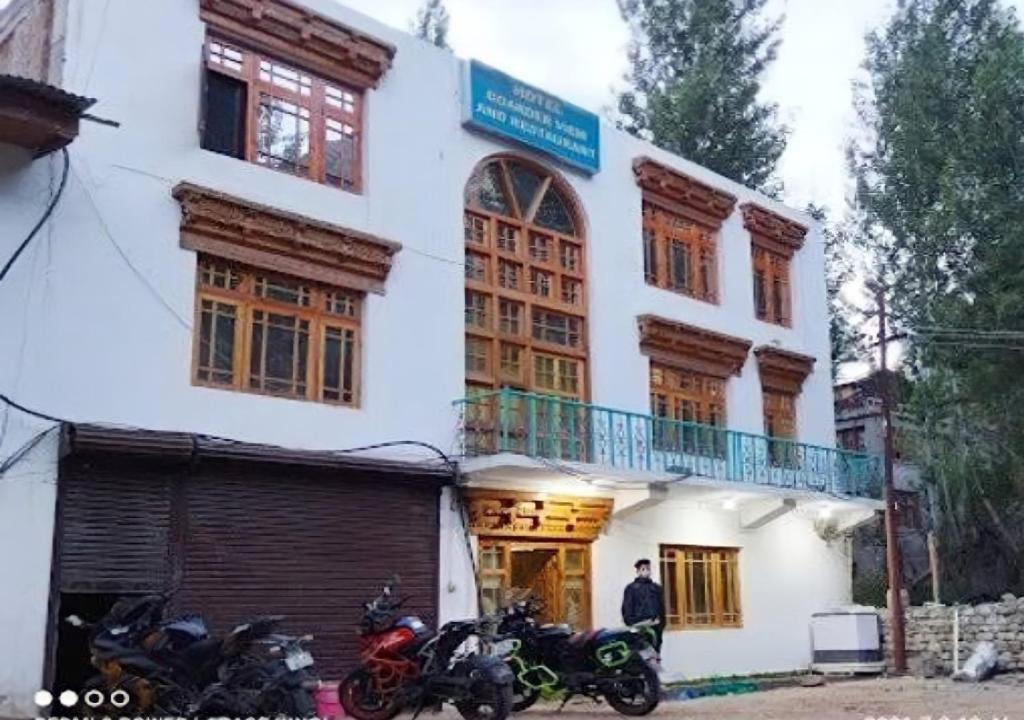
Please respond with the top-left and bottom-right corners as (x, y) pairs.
(0, 0), (881, 714)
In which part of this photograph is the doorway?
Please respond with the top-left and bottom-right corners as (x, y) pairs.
(479, 540), (591, 628)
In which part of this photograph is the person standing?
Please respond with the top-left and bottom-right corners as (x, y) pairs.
(621, 558), (665, 653)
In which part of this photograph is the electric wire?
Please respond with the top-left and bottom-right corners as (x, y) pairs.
(0, 148), (70, 286)
(0, 426), (59, 478)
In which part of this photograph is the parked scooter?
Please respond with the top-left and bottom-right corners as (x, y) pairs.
(339, 576), (514, 720)
(489, 597), (660, 716)
(69, 593), (317, 717)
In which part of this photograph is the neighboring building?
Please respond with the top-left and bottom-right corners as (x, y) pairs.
(0, 0), (880, 713)
(834, 375), (930, 598)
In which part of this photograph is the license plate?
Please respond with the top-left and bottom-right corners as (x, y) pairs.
(492, 639), (518, 657)
(285, 650), (314, 671)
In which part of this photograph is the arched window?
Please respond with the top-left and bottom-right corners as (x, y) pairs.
(463, 157), (588, 400)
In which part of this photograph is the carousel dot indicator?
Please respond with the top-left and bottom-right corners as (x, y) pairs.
(58, 690), (78, 707)
(33, 690), (53, 707)
(83, 689), (105, 708)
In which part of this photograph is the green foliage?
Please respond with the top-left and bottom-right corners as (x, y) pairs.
(853, 0), (1024, 598)
(852, 569), (887, 608)
(412, 0), (450, 49)
(617, 0), (787, 194)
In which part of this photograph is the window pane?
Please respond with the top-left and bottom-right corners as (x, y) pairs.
(532, 310), (581, 347)
(669, 240), (691, 292)
(534, 186), (575, 235)
(249, 311), (309, 396)
(322, 325), (357, 404)
(197, 299), (236, 385)
(497, 224), (519, 254)
(528, 233), (551, 262)
(466, 337), (490, 374)
(325, 117), (358, 190)
(257, 96), (311, 175)
(465, 252), (489, 283)
(563, 576), (585, 628)
(509, 162), (545, 217)
(202, 71), (247, 159)
(530, 269), (552, 298)
(208, 40), (244, 72)
(468, 162), (512, 215)
(259, 59), (312, 95)
(465, 290), (489, 329)
(325, 291), (360, 317)
(464, 214), (489, 246)
(643, 228), (657, 284)
(497, 259), (521, 290)
(561, 277), (582, 306)
(325, 84), (358, 114)
(498, 300), (522, 335)
(254, 276), (311, 306)
(560, 241), (580, 272)
(499, 343), (522, 378)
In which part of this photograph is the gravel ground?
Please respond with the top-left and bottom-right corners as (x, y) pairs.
(507, 675), (1024, 720)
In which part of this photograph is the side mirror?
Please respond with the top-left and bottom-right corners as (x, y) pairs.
(65, 614), (84, 628)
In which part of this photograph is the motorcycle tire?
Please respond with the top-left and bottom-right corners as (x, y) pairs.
(259, 685), (317, 719)
(339, 668), (402, 720)
(511, 684), (541, 712)
(454, 679), (513, 720)
(603, 661), (660, 716)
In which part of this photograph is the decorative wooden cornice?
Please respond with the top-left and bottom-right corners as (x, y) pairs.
(638, 315), (752, 379)
(199, 0), (396, 90)
(172, 182), (401, 294)
(754, 345), (816, 394)
(462, 488), (613, 541)
(632, 157), (737, 230)
(742, 203), (808, 258)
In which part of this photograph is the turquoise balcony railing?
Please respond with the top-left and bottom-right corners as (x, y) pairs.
(454, 389), (882, 499)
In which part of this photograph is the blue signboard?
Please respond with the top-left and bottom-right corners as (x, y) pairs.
(464, 60), (600, 175)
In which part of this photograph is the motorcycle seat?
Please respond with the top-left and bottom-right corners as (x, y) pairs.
(567, 629), (600, 648)
(536, 624), (572, 639)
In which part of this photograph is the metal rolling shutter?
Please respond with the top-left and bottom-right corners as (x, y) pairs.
(178, 460), (441, 679)
(58, 457), (176, 593)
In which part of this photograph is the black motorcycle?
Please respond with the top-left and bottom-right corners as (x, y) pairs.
(339, 577), (514, 720)
(71, 593), (316, 717)
(490, 598), (660, 716)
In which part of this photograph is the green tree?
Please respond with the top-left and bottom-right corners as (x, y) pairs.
(412, 0), (451, 49)
(617, 0), (787, 193)
(853, 0), (1024, 598)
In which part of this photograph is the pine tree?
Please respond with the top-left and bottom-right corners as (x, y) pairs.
(617, 0), (787, 193)
(853, 0), (1024, 598)
(412, 0), (451, 50)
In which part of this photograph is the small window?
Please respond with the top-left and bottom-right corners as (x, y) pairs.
(561, 277), (582, 306)
(497, 224), (520, 254)
(465, 252), (488, 283)
(532, 310), (582, 348)
(201, 37), (364, 192)
(466, 337), (490, 375)
(660, 545), (741, 629)
(530, 268), (553, 298)
(498, 260), (522, 290)
(193, 257), (362, 406)
(465, 290), (490, 329)
(464, 214), (489, 246)
(752, 246), (791, 326)
(642, 203), (718, 303)
(533, 354), (580, 397)
(529, 233), (551, 263)
(498, 300), (523, 335)
(560, 241), (581, 272)
(499, 343), (523, 379)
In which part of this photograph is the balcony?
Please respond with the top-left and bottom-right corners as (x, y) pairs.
(454, 389), (882, 500)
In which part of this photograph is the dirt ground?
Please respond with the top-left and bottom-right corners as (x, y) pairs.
(515, 675), (1024, 720)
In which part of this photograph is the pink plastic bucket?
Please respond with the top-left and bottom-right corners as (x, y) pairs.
(315, 683), (344, 720)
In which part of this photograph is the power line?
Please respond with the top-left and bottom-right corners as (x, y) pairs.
(70, 165), (192, 330)
(0, 148), (70, 286)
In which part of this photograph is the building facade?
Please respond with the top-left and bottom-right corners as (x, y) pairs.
(0, 0), (880, 714)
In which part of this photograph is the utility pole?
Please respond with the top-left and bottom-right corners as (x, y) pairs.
(876, 283), (907, 673)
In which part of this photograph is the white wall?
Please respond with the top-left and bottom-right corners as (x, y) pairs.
(0, 411), (59, 718)
(593, 501), (851, 677)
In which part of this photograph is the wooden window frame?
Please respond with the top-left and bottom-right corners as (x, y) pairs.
(660, 545), (742, 630)
(202, 35), (364, 192)
(464, 157), (588, 399)
(192, 256), (362, 406)
(752, 245), (791, 327)
(642, 202), (719, 303)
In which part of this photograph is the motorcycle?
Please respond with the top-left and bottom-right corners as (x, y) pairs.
(339, 577), (514, 720)
(70, 593), (317, 717)
(490, 597), (660, 716)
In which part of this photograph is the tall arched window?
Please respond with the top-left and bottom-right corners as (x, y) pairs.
(463, 157), (588, 399)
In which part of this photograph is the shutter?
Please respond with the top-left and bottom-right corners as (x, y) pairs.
(58, 457), (175, 593)
(178, 461), (440, 679)
(201, 70), (248, 159)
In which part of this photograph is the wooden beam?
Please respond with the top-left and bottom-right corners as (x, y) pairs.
(739, 498), (796, 530)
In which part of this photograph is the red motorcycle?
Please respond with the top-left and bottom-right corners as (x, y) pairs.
(339, 577), (513, 720)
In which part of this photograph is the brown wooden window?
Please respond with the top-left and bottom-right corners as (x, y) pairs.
(752, 246), (791, 326)
(193, 256), (361, 405)
(650, 364), (726, 455)
(201, 36), (363, 192)
(660, 545), (741, 630)
(464, 157), (587, 398)
(642, 203), (718, 303)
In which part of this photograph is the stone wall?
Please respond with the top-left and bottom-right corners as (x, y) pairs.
(882, 594), (1024, 674)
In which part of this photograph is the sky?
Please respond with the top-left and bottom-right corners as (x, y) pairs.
(342, 0), (899, 216)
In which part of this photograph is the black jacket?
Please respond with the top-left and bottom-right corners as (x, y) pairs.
(621, 577), (665, 626)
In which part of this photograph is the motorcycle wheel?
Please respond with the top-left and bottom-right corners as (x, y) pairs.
(603, 661), (660, 716)
(511, 683), (541, 712)
(454, 680), (513, 720)
(339, 668), (402, 720)
(259, 685), (316, 719)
